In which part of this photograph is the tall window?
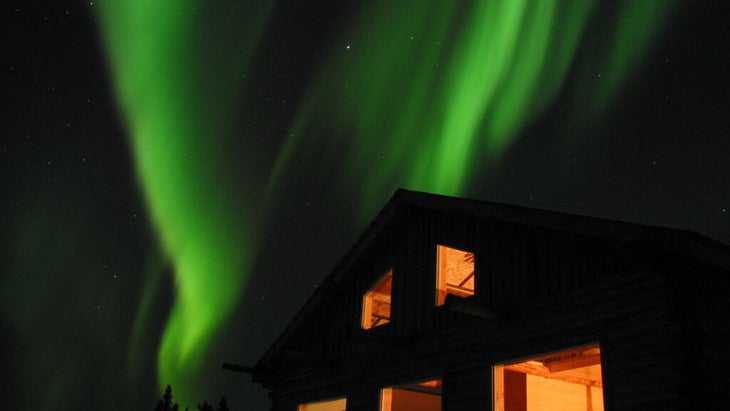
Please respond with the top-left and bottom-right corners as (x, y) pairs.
(435, 245), (475, 305)
(362, 269), (393, 329)
(493, 344), (604, 411)
(380, 379), (442, 411)
(298, 397), (346, 411)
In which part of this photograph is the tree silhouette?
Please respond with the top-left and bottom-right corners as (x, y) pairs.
(155, 385), (180, 411)
(197, 400), (214, 411)
(155, 385), (228, 411)
(218, 396), (230, 411)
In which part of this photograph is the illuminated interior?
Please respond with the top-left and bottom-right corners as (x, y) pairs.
(362, 269), (393, 329)
(380, 379), (442, 411)
(298, 397), (346, 411)
(435, 245), (475, 305)
(494, 344), (604, 411)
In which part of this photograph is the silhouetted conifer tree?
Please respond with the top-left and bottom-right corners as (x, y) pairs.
(197, 400), (214, 411)
(155, 385), (181, 411)
(218, 396), (230, 411)
(155, 385), (228, 411)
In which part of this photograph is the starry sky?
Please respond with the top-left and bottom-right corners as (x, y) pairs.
(2, 1), (729, 410)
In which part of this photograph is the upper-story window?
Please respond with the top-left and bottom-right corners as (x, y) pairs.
(362, 269), (393, 329)
(435, 245), (475, 305)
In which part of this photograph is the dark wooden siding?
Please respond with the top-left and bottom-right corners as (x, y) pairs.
(674, 262), (730, 408)
(272, 273), (686, 410)
(260, 203), (726, 410)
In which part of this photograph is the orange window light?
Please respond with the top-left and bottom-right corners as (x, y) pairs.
(380, 379), (442, 411)
(298, 398), (346, 411)
(362, 269), (393, 329)
(436, 245), (475, 305)
(494, 344), (604, 411)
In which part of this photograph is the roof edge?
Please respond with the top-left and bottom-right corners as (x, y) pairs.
(252, 189), (730, 377)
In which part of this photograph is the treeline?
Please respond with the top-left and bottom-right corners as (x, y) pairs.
(155, 385), (230, 411)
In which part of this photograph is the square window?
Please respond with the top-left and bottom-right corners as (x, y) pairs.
(362, 269), (393, 329)
(380, 379), (442, 411)
(435, 245), (475, 306)
(493, 344), (604, 411)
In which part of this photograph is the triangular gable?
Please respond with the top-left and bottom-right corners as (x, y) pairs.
(253, 189), (730, 378)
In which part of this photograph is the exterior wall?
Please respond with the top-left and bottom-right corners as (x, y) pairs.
(260, 205), (722, 410)
(674, 262), (730, 408)
(444, 365), (492, 411)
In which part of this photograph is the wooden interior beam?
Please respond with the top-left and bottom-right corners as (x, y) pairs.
(457, 270), (475, 288)
(504, 363), (602, 388)
(535, 349), (601, 373)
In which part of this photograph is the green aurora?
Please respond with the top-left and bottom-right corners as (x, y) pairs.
(95, 0), (675, 405)
(266, 0), (675, 218)
(96, 0), (273, 405)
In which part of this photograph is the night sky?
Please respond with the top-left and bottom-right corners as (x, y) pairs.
(2, 1), (729, 410)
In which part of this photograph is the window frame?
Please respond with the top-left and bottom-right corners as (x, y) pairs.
(361, 268), (394, 329)
(379, 378), (443, 411)
(492, 343), (605, 411)
(435, 244), (476, 306)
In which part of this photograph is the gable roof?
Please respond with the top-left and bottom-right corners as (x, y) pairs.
(253, 189), (730, 377)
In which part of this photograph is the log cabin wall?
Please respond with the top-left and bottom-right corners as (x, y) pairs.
(271, 274), (684, 410)
(672, 261), (730, 409)
(253, 192), (729, 411)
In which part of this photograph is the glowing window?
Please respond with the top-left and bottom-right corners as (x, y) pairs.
(380, 379), (442, 411)
(493, 344), (604, 411)
(362, 269), (393, 329)
(435, 245), (475, 305)
(298, 397), (346, 411)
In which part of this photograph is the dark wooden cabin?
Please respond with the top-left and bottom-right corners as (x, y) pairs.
(250, 189), (730, 410)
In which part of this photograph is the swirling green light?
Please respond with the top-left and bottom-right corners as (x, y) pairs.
(266, 0), (676, 219)
(96, 1), (271, 405)
(95, 0), (675, 405)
